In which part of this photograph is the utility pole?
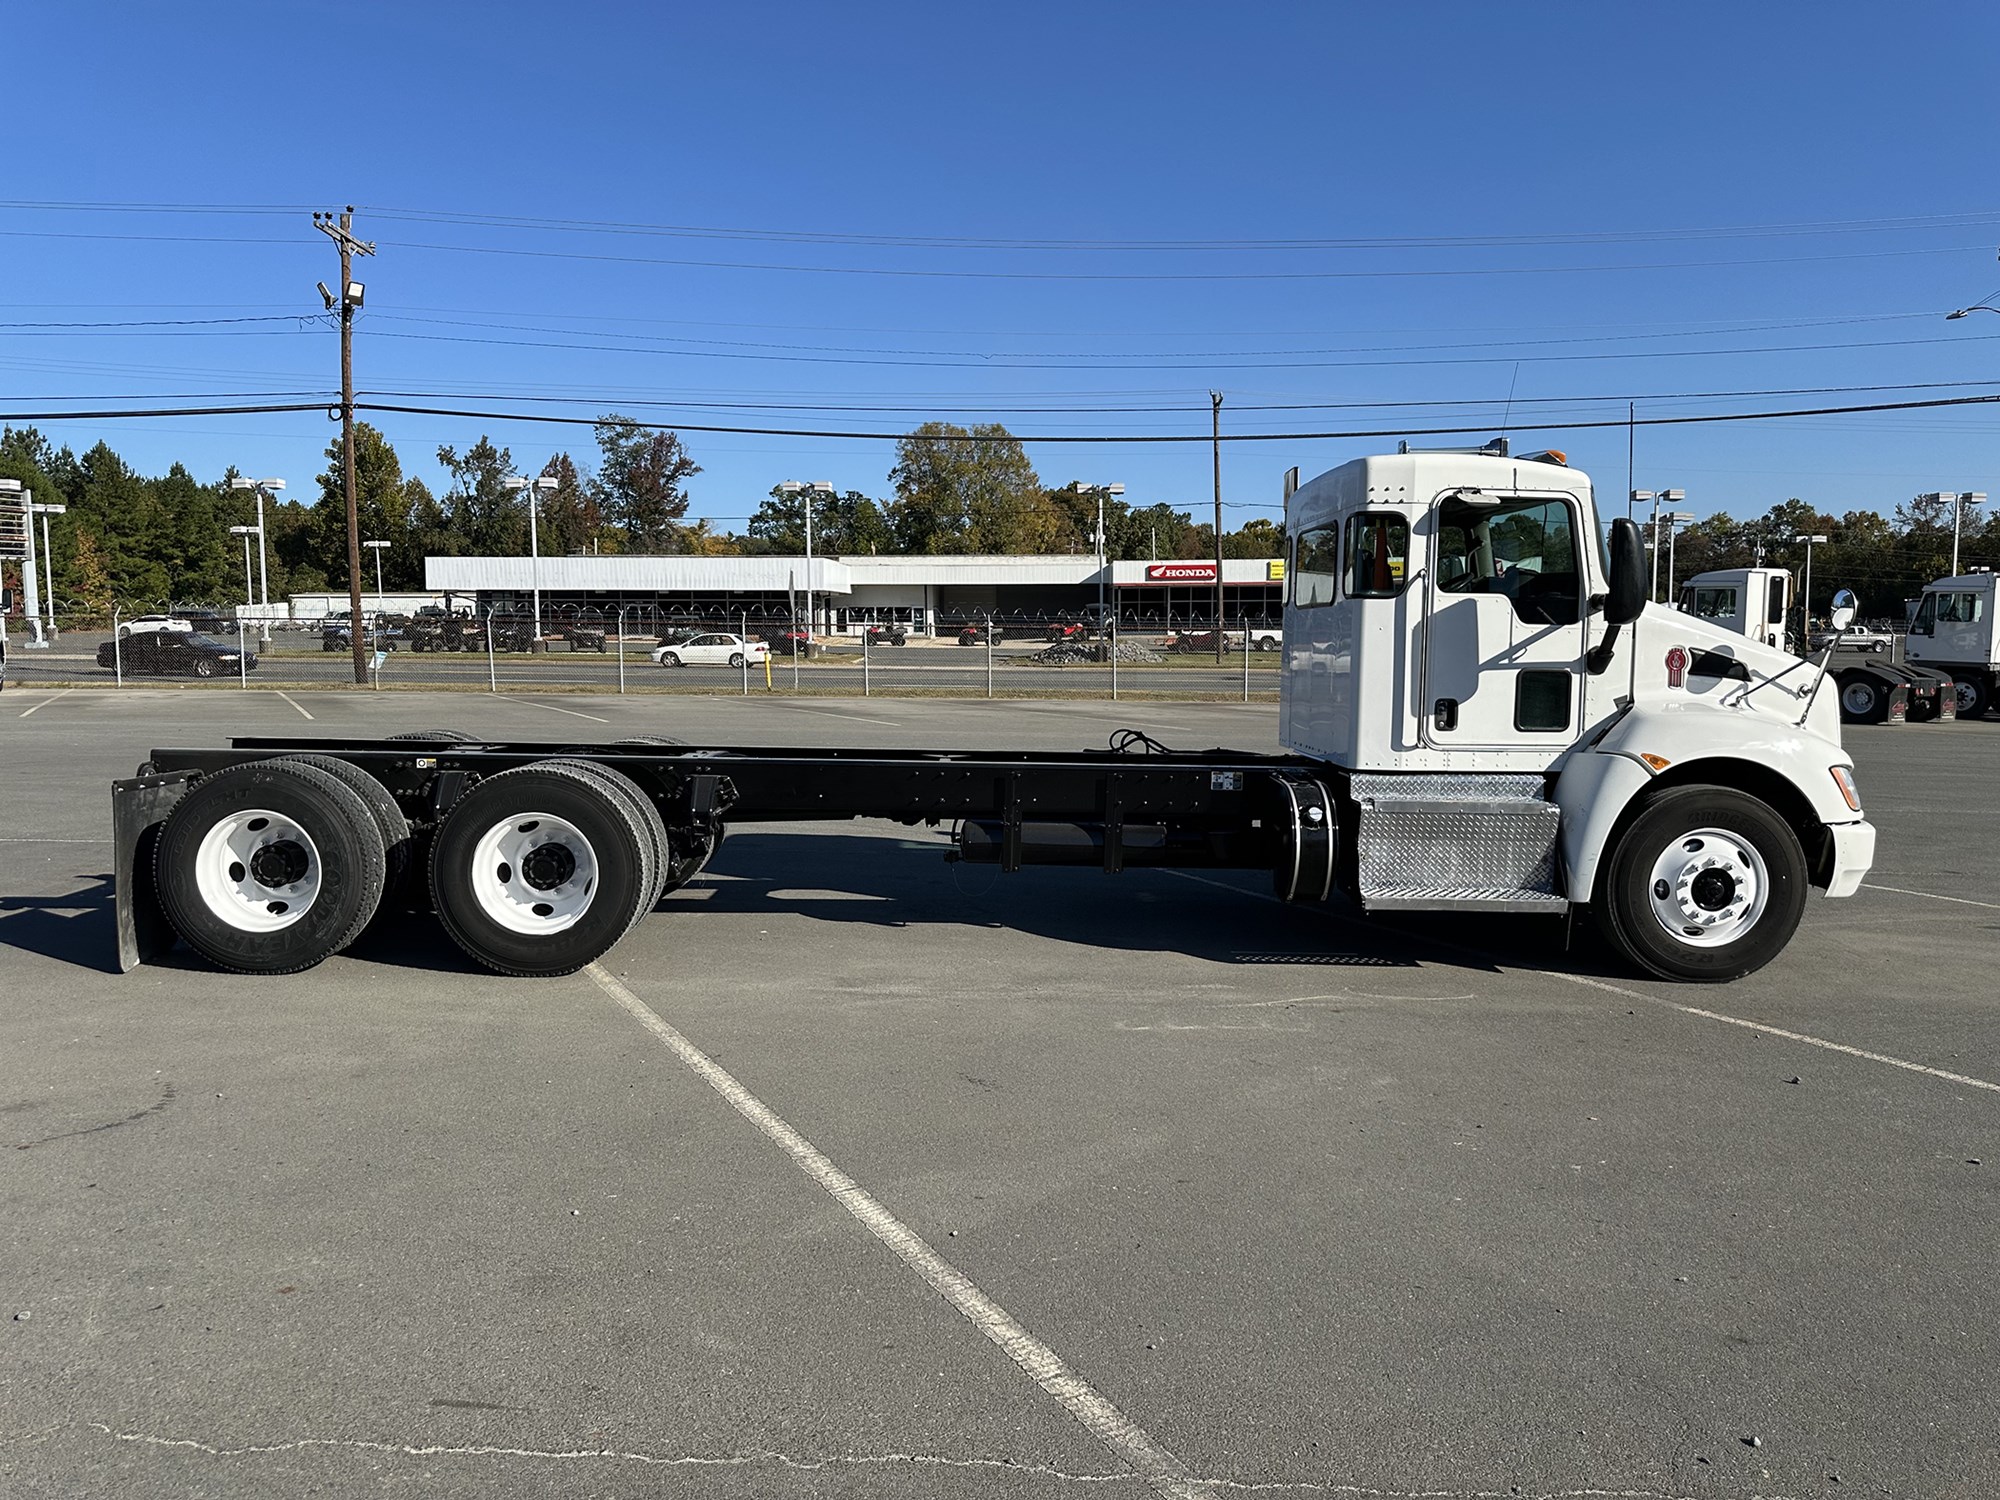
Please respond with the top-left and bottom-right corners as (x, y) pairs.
(315, 207), (375, 685)
(1211, 390), (1224, 663)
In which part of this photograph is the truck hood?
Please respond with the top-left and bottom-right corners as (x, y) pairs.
(1618, 601), (1844, 746)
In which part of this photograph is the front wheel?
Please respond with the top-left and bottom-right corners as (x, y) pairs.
(1595, 786), (1808, 983)
(192, 657), (217, 679)
(728, 652), (745, 668)
(659, 652), (682, 668)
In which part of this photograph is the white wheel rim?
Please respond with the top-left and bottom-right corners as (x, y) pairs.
(1956, 682), (1978, 712)
(193, 809), (323, 932)
(468, 812), (599, 934)
(1646, 827), (1770, 949)
(1841, 683), (1875, 714)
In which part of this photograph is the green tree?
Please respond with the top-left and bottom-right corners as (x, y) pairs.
(748, 486), (893, 554)
(888, 423), (1053, 553)
(312, 424), (416, 586)
(436, 437), (524, 557)
(534, 452), (606, 557)
(592, 416), (699, 552)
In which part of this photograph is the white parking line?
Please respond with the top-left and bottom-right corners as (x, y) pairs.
(18, 690), (72, 717)
(775, 702), (901, 728)
(1165, 869), (2000, 1099)
(583, 963), (1209, 1499)
(1864, 882), (2000, 911)
(503, 696), (611, 724)
(275, 692), (314, 720)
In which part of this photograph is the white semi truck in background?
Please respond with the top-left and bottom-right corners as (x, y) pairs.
(1905, 571), (1999, 719)
(1678, 565), (1956, 724)
(115, 442), (1874, 986)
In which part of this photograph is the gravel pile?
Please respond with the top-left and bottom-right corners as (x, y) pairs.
(1028, 640), (1165, 665)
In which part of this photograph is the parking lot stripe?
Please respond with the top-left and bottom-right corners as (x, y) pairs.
(583, 962), (1211, 1499)
(275, 692), (314, 720)
(17, 690), (72, 717)
(1863, 882), (2000, 911)
(505, 696), (611, 723)
(774, 702), (901, 728)
(1167, 869), (2000, 1099)
(1556, 970), (2000, 1095)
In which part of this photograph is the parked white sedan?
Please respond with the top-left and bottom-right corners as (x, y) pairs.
(650, 632), (768, 668)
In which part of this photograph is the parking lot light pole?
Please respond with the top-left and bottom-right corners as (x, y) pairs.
(32, 501), (65, 640)
(504, 475), (559, 641)
(1921, 491), (1987, 576)
(1070, 481), (1124, 643)
(1647, 489), (1684, 600)
(779, 481), (834, 638)
(1792, 533), (1830, 633)
(1661, 511), (1696, 598)
(228, 525), (259, 618)
(363, 539), (390, 616)
(228, 477), (283, 641)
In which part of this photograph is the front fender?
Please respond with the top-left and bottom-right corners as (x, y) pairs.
(1589, 702), (1858, 826)
(1554, 750), (1655, 902)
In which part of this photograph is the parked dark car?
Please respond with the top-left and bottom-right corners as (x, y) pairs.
(98, 632), (256, 678)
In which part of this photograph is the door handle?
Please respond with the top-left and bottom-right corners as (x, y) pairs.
(1433, 698), (1458, 731)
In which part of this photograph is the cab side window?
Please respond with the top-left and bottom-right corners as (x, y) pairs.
(1291, 524), (1341, 608)
(1434, 495), (1579, 625)
(1939, 592), (1984, 625)
(1344, 513), (1409, 598)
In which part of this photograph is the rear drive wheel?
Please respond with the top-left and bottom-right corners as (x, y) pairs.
(1595, 786), (1807, 983)
(614, 735), (688, 747)
(155, 759), (387, 974)
(388, 729), (477, 743)
(1837, 675), (1885, 724)
(540, 759), (669, 911)
(430, 763), (651, 976)
(1953, 675), (1989, 719)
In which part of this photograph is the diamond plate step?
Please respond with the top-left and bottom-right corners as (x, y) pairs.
(1352, 774), (1564, 912)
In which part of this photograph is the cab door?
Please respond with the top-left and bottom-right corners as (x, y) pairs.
(1420, 490), (1589, 752)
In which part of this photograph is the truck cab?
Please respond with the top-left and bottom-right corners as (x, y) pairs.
(1905, 571), (1997, 718)
(1677, 566), (1793, 653)
(1281, 445), (1873, 981)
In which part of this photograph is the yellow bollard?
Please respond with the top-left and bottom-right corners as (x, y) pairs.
(764, 653), (773, 691)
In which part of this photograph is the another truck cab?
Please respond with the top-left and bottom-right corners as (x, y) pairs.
(1905, 571), (1998, 718)
(1281, 444), (1874, 981)
(1677, 566), (1793, 653)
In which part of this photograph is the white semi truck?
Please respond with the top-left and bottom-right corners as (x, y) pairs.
(1905, 571), (1998, 719)
(1677, 565), (1951, 724)
(114, 443), (1874, 985)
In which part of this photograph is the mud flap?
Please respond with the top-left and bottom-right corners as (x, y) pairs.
(113, 770), (199, 972)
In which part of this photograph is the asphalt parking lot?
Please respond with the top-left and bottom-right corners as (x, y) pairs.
(3, 689), (1996, 1498)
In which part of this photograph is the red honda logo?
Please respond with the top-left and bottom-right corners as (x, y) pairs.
(1144, 563), (1218, 583)
(1665, 645), (1688, 689)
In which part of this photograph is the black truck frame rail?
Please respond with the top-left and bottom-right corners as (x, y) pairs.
(116, 735), (1338, 976)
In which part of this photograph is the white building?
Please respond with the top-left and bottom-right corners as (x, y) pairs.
(422, 553), (1283, 634)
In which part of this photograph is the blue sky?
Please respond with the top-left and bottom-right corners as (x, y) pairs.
(7, 0), (2000, 536)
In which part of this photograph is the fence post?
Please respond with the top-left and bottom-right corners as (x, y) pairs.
(1110, 610), (1119, 701)
(486, 609), (498, 694)
(112, 606), (124, 688)
(617, 607), (626, 694)
(985, 615), (993, 700)
(862, 624), (871, 697)
(1243, 614), (1251, 702)
(741, 612), (750, 696)
(237, 619), (249, 689)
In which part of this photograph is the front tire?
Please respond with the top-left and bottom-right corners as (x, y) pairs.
(192, 657), (217, 679)
(1594, 786), (1808, 983)
(659, 652), (682, 668)
(728, 652), (745, 668)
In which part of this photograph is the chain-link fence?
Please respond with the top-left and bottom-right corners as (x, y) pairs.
(0, 601), (1284, 700)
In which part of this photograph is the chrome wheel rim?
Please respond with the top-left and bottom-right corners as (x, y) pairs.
(469, 812), (599, 934)
(193, 809), (322, 932)
(1646, 827), (1769, 948)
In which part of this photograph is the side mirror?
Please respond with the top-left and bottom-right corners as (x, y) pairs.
(1603, 519), (1647, 625)
(1829, 588), (1858, 633)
